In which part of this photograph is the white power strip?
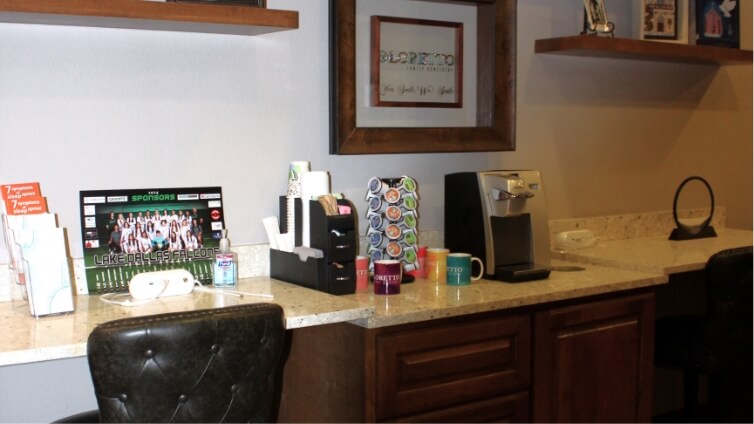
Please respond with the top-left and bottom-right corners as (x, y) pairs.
(129, 269), (195, 300)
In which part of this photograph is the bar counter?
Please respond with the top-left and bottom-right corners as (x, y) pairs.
(0, 258), (664, 367)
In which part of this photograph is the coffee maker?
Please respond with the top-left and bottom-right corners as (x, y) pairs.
(445, 171), (551, 282)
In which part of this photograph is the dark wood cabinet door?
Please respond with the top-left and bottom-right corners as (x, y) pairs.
(532, 292), (655, 423)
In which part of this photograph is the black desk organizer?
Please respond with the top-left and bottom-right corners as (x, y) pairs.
(270, 198), (357, 295)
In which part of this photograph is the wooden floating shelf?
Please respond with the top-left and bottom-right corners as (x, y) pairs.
(0, 0), (298, 36)
(535, 35), (753, 66)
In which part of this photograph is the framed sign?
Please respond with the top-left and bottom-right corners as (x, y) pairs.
(641, 0), (679, 40)
(695, 0), (740, 48)
(79, 186), (225, 293)
(634, 0), (689, 44)
(371, 16), (463, 108)
(330, 0), (516, 155)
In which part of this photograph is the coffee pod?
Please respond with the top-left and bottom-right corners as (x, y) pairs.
(384, 188), (401, 204)
(401, 228), (418, 246)
(369, 214), (390, 231)
(367, 196), (390, 214)
(385, 223), (402, 240)
(369, 232), (390, 249)
(402, 245), (418, 263)
(398, 193), (418, 211)
(395, 211), (417, 229)
(366, 177), (389, 198)
(397, 176), (417, 193)
(386, 241), (403, 258)
(368, 248), (384, 263)
(385, 205), (402, 222)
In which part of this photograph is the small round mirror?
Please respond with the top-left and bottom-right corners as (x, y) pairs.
(669, 176), (717, 240)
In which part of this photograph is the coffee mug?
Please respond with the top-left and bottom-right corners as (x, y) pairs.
(426, 248), (449, 283)
(446, 253), (484, 286)
(355, 255), (369, 292)
(374, 259), (402, 295)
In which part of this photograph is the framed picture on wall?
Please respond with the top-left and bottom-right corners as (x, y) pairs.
(695, 0), (740, 48)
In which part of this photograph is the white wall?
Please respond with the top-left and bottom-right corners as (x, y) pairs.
(0, 0), (750, 264)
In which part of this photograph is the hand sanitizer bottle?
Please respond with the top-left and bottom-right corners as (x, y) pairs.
(213, 230), (238, 288)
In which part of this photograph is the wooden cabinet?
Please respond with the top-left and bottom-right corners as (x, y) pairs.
(278, 289), (655, 423)
(278, 313), (531, 422)
(373, 314), (530, 422)
(532, 292), (655, 423)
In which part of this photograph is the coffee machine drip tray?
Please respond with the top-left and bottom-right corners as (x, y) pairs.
(494, 264), (551, 283)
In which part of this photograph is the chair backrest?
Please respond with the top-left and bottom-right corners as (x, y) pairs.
(704, 246), (753, 366)
(87, 303), (286, 423)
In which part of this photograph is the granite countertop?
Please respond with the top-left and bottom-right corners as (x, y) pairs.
(553, 228), (752, 275)
(342, 259), (666, 329)
(1, 259), (665, 366)
(0, 277), (372, 367)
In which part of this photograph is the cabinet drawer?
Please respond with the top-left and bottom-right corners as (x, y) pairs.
(374, 314), (530, 421)
(391, 391), (529, 423)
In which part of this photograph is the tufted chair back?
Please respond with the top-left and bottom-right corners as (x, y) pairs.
(86, 303), (285, 423)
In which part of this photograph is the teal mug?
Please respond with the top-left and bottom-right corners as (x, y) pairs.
(446, 253), (484, 286)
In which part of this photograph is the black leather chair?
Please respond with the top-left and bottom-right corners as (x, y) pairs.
(654, 246), (753, 422)
(57, 303), (286, 423)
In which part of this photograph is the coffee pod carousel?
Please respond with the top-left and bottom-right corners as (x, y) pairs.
(365, 176), (419, 280)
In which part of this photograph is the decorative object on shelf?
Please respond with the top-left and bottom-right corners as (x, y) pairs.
(581, 0), (615, 37)
(669, 176), (717, 241)
(365, 176), (420, 276)
(167, 0), (265, 6)
(695, 0), (739, 48)
(634, 0), (689, 44)
(329, 0), (516, 155)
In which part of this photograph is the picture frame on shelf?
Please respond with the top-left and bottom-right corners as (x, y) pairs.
(582, 0), (615, 36)
(695, 0), (739, 48)
(634, 0), (689, 44)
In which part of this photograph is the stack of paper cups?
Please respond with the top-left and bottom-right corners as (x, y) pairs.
(286, 161), (310, 235)
(300, 171), (330, 247)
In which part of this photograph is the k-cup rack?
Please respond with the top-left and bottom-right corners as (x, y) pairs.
(364, 176), (420, 272)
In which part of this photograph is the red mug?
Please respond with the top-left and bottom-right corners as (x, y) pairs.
(373, 259), (402, 295)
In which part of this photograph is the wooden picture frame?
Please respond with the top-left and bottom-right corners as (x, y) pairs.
(329, 0), (516, 155)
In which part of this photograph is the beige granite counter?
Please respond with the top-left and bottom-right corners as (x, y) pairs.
(0, 277), (372, 367)
(342, 259), (666, 329)
(553, 228), (752, 275)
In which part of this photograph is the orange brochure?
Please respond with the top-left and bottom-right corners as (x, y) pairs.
(4, 196), (48, 215)
(1, 182), (42, 201)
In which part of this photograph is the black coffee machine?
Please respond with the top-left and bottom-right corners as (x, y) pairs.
(445, 171), (551, 282)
